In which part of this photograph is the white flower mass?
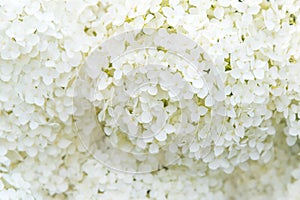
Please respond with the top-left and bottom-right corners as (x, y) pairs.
(0, 0), (300, 199)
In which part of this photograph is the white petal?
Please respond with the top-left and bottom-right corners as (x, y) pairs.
(58, 139), (72, 149)
(26, 147), (37, 157)
(149, 143), (159, 154)
(155, 131), (167, 142)
(164, 124), (175, 133)
(189, 143), (199, 152)
(140, 111), (153, 123)
(292, 169), (300, 179)
(208, 159), (219, 170)
(249, 151), (259, 160)
(192, 78), (204, 89)
(128, 123), (138, 135)
(114, 70), (122, 80)
(286, 136), (297, 146)
(29, 121), (39, 130)
(289, 127), (299, 136)
(24, 137), (34, 147)
(199, 106), (208, 116)
(214, 7), (224, 19)
(0, 146), (7, 156)
(197, 87), (208, 98)
(235, 126), (245, 138)
(148, 86), (158, 95)
(214, 146), (224, 156)
(253, 69), (264, 79)
(205, 95), (213, 107)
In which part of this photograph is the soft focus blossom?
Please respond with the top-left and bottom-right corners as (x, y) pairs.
(0, 0), (300, 199)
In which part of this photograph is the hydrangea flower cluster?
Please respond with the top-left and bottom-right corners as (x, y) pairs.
(0, 0), (300, 199)
(73, 29), (227, 173)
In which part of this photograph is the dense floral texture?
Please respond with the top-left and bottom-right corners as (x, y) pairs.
(0, 0), (300, 199)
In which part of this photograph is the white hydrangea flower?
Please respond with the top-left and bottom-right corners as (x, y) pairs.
(0, 0), (300, 199)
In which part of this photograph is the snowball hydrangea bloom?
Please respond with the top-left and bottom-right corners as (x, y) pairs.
(0, 0), (300, 199)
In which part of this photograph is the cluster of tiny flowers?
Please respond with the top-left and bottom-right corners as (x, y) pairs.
(0, 0), (300, 199)
(71, 29), (227, 172)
